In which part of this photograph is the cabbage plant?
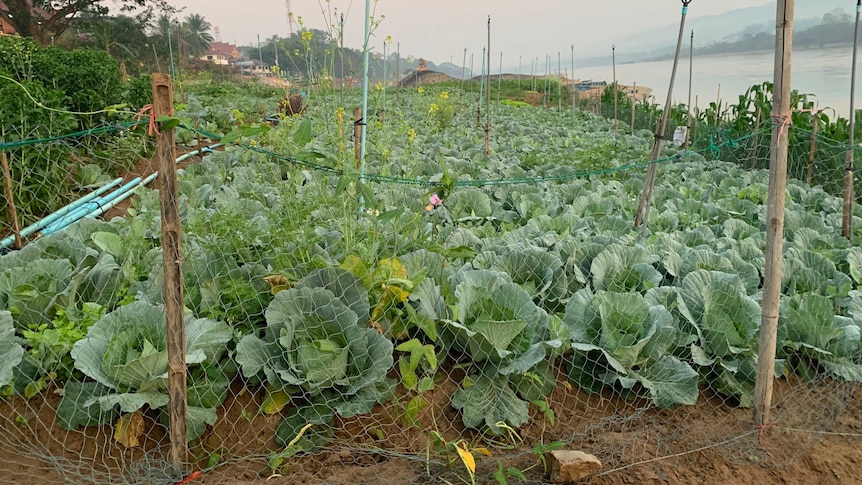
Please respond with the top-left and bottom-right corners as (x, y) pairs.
(779, 294), (862, 381)
(444, 269), (558, 433)
(59, 301), (232, 441)
(236, 268), (394, 446)
(564, 289), (698, 409)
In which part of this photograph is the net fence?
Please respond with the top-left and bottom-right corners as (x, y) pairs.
(1, 85), (861, 485)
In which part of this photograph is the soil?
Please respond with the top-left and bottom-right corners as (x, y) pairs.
(3, 140), (861, 484)
(0, 365), (860, 485)
(100, 144), (212, 221)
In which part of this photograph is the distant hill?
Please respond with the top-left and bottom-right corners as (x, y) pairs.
(573, 0), (849, 68)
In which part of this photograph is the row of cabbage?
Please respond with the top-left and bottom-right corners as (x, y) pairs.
(2, 97), (862, 450)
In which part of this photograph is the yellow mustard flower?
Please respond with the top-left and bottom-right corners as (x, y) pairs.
(302, 31), (313, 43)
(407, 128), (416, 141)
(439, 91), (449, 100)
(417, 87), (425, 94)
(429, 104), (439, 113)
(375, 81), (383, 91)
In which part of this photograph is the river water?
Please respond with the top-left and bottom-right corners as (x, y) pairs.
(572, 46), (859, 118)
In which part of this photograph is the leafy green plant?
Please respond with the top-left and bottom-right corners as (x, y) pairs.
(779, 294), (862, 381)
(565, 289), (698, 408)
(236, 268), (395, 448)
(58, 301), (232, 442)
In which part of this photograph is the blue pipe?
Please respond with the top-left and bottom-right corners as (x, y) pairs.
(5, 141), (223, 246)
(87, 173), (159, 220)
(0, 178), (123, 250)
(40, 178), (143, 236)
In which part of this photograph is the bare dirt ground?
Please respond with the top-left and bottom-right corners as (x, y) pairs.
(0, 367), (859, 485)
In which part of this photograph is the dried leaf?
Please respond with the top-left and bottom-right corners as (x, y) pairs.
(114, 410), (144, 448)
(264, 275), (292, 295)
(473, 446), (493, 457)
(261, 388), (292, 415)
(456, 442), (476, 474)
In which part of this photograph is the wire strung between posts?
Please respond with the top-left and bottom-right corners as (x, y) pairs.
(0, 121), (147, 150)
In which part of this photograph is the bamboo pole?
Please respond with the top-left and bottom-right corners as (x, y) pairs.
(557, 51), (562, 112)
(631, 82), (637, 134)
(354, 107), (362, 168)
(478, 47), (485, 127)
(340, 14), (345, 107)
(843, 0), (861, 239)
(715, 83), (722, 126)
(754, 0), (794, 428)
(381, 38), (389, 125)
(1, 152), (22, 249)
(807, 111), (819, 185)
(485, 17), (491, 155)
(613, 45), (618, 133)
(750, 106), (762, 168)
(571, 44), (577, 117)
(518, 54), (522, 89)
(634, 1), (692, 229)
(459, 48), (467, 113)
(693, 95), (699, 143)
(685, 30), (694, 149)
(498, 51), (503, 104)
(152, 73), (187, 474)
(396, 42), (401, 105)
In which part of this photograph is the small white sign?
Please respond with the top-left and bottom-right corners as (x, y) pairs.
(673, 126), (689, 147)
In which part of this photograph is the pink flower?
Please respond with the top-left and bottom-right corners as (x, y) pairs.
(429, 194), (443, 207)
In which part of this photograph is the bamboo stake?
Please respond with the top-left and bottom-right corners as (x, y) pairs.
(396, 42), (401, 105)
(485, 17), (491, 155)
(807, 111), (819, 185)
(518, 54), (522, 89)
(498, 51), (503, 104)
(478, 47), (485, 127)
(750, 106), (762, 169)
(693, 95), (699, 143)
(754, 0), (794, 428)
(152, 73), (187, 474)
(685, 30), (694, 149)
(354, 107), (362, 168)
(844, 0), (862, 239)
(1, 152), (22, 249)
(338, 108), (344, 154)
(634, 0), (692, 229)
(631, 82), (637, 134)
(571, 44), (577, 117)
(340, 14), (345, 107)
(459, 48), (467, 113)
(612, 45), (618, 133)
(557, 51), (562, 112)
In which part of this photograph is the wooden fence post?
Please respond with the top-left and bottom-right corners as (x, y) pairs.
(152, 73), (188, 474)
(807, 112), (819, 186)
(754, 0), (794, 428)
(354, 107), (362, 169)
(1, 152), (22, 249)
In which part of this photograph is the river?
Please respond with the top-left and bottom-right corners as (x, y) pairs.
(572, 46), (859, 118)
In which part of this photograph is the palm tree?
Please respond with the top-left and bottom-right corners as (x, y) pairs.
(182, 14), (214, 59)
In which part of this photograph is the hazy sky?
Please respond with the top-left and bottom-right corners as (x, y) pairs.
(164, 0), (774, 64)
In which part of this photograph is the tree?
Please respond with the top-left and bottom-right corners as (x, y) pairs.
(181, 13), (212, 58)
(822, 8), (851, 25)
(74, 12), (153, 75)
(0, 0), (172, 46)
